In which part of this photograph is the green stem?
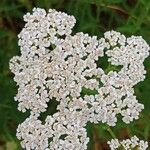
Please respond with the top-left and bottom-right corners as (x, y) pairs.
(105, 126), (116, 139)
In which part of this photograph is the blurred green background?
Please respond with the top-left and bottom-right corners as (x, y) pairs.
(0, 0), (150, 149)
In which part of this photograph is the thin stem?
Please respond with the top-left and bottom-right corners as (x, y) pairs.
(105, 125), (116, 139)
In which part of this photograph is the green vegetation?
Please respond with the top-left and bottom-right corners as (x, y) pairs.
(0, 0), (150, 149)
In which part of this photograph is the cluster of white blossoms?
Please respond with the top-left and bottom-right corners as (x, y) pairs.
(108, 136), (148, 150)
(9, 8), (149, 149)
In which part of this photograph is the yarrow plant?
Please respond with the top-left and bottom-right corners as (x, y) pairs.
(108, 136), (148, 150)
(9, 8), (150, 150)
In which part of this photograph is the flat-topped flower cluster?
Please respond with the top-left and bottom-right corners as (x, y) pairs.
(9, 8), (149, 150)
(108, 136), (148, 150)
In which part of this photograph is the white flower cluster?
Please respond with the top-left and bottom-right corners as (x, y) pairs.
(108, 136), (148, 150)
(9, 8), (149, 150)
